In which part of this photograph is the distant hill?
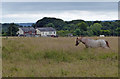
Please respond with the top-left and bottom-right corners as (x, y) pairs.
(2, 23), (20, 32)
(16, 23), (34, 27)
(2, 23), (34, 32)
(34, 17), (93, 30)
(65, 19), (85, 24)
(35, 17), (67, 30)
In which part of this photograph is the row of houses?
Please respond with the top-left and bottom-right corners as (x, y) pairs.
(16, 27), (56, 37)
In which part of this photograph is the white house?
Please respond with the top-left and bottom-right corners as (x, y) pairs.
(16, 27), (36, 36)
(36, 27), (56, 37)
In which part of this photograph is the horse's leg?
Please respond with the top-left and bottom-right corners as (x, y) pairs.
(104, 47), (109, 49)
(102, 46), (109, 49)
(85, 45), (89, 48)
(101, 42), (109, 49)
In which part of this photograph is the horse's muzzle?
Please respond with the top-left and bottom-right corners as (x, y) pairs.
(75, 44), (78, 46)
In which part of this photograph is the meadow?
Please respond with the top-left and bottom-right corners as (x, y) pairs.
(2, 37), (118, 77)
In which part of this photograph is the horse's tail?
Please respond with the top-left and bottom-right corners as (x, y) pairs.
(105, 41), (110, 48)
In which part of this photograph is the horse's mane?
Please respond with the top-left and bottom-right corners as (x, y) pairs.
(77, 36), (84, 40)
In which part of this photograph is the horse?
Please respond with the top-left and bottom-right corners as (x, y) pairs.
(75, 37), (110, 48)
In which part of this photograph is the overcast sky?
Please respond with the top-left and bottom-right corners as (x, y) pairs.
(2, 2), (118, 23)
(2, 0), (120, 2)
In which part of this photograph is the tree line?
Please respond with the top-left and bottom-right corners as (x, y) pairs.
(34, 17), (120, 36)
(1, 23), (19, 36)
(1, 17), (120, 36)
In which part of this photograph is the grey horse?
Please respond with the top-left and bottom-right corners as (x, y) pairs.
(75, 37), (110, 48)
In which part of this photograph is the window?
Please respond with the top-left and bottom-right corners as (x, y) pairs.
(49, 31), (52, 34)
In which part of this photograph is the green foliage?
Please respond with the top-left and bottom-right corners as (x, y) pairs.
(7, 23), (19, 36)
(61, 69), (69, 76)
(2, 23), (11, 33)
(2, 30), (7, 36)
(86, 21), (93, 26)
(10, 66), (18, 72)
(32, 23), (36, 28)
(98, 53), (117, 60)
(90, 23), (102, 36)
(100, 30), (110, 36)
(87, 27), (94, 36)
(76, 22), (88, 31)
(35, 17), (67, 30)
(74, 29), (81, 36)
(45, 23), (55, 28)
(66, 19), (85, 24)
(115, 27), (120, 36)
(2, 17), (120, 36)
(34, 17), (120, 36)
(57, 30), (69, 36)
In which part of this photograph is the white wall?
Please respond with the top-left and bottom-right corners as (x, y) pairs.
(36, 29), (41, 35)
(16, 28), (24, 35)
(41, 31), (56, 36)
(36, 28), (56, 36)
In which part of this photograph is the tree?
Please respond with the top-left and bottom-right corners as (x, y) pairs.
(86, 21), (93, 26)
(74, 29), (81, 36)
(35, 17), (67, 30)
(69, 24), (76, 29)
(2, 29), (5, 34)
(90, 23), (102, 36)
(57, 30), (69, 36)
(2, 30), (7, 36)
(100, 30), (110, 36)
(7, 23), (19, 36)
(45, 23), (55, 28)
(116, 27), (120, 36)
(76, 22), (88, 31)
(93, 20), (101, 24)
(87, 27), (93, 36)
(32, 23), (36, 28)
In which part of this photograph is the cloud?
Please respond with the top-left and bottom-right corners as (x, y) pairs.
(2, 10), (118, 23)
(2, 0), (120, 2)
(2, 2), (117, 13)
(2, 2), (118, 23)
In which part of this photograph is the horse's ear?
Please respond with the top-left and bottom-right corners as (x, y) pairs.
(80, 35), (84, 39)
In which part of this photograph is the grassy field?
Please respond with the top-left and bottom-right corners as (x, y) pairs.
(2, 37), (118, 77)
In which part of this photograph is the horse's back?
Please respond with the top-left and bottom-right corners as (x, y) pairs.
(87, 39), (100, 47)
(87, 39), (106, 48)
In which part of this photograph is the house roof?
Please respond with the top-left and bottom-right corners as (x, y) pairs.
(19, 27), (36, 32)
(37, 27), (56, 31)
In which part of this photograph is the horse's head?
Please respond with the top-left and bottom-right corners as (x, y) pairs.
(75, 37), (80, 46)
(75, 37), (83, 46)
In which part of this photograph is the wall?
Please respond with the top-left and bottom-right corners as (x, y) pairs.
(41, 31), (56, 37)
(16, 28), (24, 35)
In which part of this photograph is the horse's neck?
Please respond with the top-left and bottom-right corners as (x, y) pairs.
(81, 38), (87, 44)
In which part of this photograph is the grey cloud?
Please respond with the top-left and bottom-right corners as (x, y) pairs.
(2, 2), (118, 23)
(2, 2), (118, 14)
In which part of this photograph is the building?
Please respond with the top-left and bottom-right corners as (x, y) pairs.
(17, 27), (36, 37)
(36, 27), (56, 37)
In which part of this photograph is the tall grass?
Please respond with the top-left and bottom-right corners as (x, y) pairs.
(2, 37), (118, 77)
